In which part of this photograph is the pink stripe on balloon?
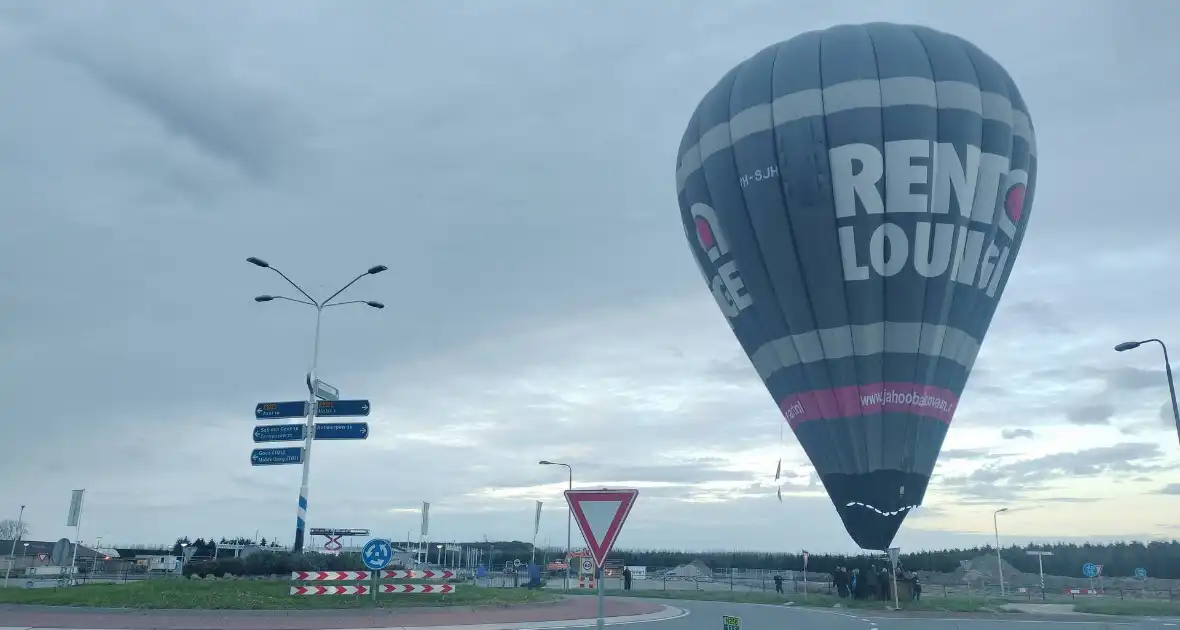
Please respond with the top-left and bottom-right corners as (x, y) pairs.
(779, 382), (959, 428)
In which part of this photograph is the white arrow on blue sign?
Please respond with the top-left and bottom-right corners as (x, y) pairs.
(314, 422), (369, 440)
(362, 538), (393, 570)
(1082, 562), (1098, 578)
(1134, 567), (1147, 579)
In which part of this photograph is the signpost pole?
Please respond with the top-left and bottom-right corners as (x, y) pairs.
(596, 562), (605, 630)
(292, 307), (323, 554)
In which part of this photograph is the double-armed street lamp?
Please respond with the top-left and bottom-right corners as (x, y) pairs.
(247, 257), (386, 553)
(1114, 339), (1180, 447)
(539, 460), (573, 590)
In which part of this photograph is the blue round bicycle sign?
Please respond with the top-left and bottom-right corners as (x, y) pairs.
(362, 538), (393, 571)
(1082, 562), (1098, 578)
(1134, 567), (1147, 579)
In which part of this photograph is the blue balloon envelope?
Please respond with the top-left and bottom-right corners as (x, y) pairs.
(675, 23), (1037, 550)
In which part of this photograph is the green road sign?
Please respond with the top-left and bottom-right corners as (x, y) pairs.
(722, 615), (741, 630)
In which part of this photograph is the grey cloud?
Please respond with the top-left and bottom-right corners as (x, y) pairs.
(1066, 403), (1116, 426)
(1159, 483), (1180, 496)
(942, 443), (1170, 502)
(1001, 428), (1035, 440)
(940, 448), (998, 461)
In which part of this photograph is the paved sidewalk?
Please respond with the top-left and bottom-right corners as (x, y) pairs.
(0, 597), (673, 630)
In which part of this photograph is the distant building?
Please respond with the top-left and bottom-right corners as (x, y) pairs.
(0, 540), (100, 572)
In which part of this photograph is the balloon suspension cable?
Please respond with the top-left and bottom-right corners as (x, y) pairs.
(844, 502), (920, 517)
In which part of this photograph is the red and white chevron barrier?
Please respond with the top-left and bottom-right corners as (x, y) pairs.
(291, 570), (371, 581)
(290, 585), (370, 596)
(379, 583), (455, 594)
(381, 569), (455, 580)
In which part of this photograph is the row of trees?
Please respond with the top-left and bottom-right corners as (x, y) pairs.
(170, 536), (283, 556)
(0, 519), (30, 540)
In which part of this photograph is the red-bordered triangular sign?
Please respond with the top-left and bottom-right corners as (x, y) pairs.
(564, 488), (638, 568)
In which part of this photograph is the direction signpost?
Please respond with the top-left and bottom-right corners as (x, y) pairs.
(256, 401), (308, 419)
(565, 488), (639, 630)
(251, 389), (374, 552)
(314, 422), (369, 440)
(1026, 550), (1053, 598)
(314, 399), (370, 417)
(254, 424), (307, 443)
(251, 447), (304, 466)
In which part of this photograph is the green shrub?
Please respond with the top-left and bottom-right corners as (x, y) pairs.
(182, 552), (366, 578)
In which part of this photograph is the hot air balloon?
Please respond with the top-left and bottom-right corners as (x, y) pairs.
(675, 23), (1036, 551)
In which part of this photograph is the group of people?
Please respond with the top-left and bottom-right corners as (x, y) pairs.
(830, 564), (922, 601)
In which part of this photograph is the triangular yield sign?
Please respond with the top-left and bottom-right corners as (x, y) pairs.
(564, 488), (638, 569)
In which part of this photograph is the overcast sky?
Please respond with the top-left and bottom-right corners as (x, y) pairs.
(2, 0), (1179, 557)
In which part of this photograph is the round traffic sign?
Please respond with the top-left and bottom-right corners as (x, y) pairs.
(581, 558), (593, 573)
(361, 538), (393, 570)
(513, 558), (521, 567)
(1082, 562), (1098, 578)
(1134, 567), (1147, 579)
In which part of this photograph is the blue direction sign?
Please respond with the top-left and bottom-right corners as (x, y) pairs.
(253, 424), (306, 443)
(1082, 562), (1099, 578)
(315, 399), (370, 417)
(314, 422), (369, 440)
(362, 538), (393, 570)
(1134, 567), (1147, 579)
(250, 447), (304, 466)
(256, 401), (307, 419)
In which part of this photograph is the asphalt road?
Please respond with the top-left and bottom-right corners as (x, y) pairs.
(622, 598), (1180, 630)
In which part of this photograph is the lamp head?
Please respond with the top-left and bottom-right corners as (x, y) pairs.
(1115, 341), (1142, 352)
(246, 257), (270, 268)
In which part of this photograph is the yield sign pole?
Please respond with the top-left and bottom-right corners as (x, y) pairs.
(564, 488), (639, 630)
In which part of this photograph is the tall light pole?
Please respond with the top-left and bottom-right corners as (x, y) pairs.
(1115, 339), (1180, 446)
(247, 257), (387, 554)
(539, 460), (573, 590)
(4, 504), (25, 588)
(994, 507), (1009, 597)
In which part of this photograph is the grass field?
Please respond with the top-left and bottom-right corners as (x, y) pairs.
(0, 579), (561, 610)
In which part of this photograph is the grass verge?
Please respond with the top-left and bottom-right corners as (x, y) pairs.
(1072, 598), (1180, 616)
(560, 588), (1020, 613)
(0, 579), (561, 610)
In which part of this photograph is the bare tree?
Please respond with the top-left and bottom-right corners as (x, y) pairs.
(0, 519), (29, 540)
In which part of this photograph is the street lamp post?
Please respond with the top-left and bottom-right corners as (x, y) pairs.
(1115, 339), (1180, 446)
(540, 460), (573, 590)
(92, 536), (103, 580)
(247, 257), (387, 554)
(994, 508), (1009, 597)
(4, 504), (25, 588)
